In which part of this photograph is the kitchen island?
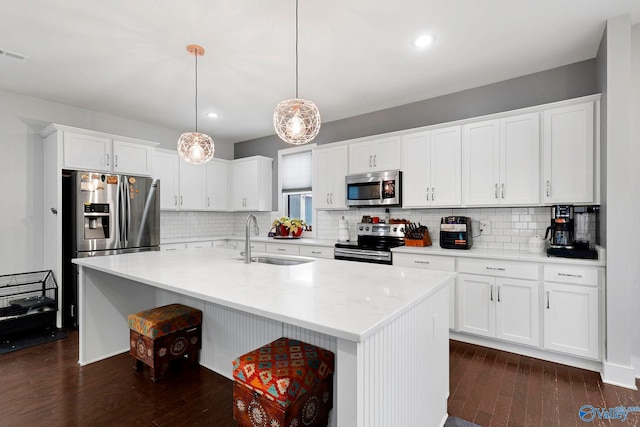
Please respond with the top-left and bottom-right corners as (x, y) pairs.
(74, 247), (455, 427)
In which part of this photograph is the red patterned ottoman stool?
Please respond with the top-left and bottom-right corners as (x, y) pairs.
(232, 337), (335, 427)
(127, 303), (202, 382)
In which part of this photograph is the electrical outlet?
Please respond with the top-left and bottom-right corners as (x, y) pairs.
(480, 220), (491, 235)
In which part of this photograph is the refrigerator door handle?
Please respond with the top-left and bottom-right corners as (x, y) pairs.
(119, 177), (128, 247)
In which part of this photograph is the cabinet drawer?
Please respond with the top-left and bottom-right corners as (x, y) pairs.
(266, 243), (300, 256)
(299, 245), (333, 259)
(186, 241), (212, 249)
(248, 242), (266, 253)
(393, 254), (455, 271)
(458, 258), (538, 280)
(544, 265), (598, 286)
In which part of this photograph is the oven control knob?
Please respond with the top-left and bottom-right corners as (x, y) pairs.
(365, 226), (370, 231)
(358, 226), (364, 231)
(393, 227), (397, 232)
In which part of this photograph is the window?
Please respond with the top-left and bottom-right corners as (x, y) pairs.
(279, 146), (314, 231)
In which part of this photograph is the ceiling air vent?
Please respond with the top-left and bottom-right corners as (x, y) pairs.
(0, 49), (27, 61)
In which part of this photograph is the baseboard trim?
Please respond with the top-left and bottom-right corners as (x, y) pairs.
(602, 361), (638, 390)
(632, 356), (640, 378)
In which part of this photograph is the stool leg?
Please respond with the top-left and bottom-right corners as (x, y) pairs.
(133, 358), (143, 372)
(150, 364), (163, 382)
(188, 350), (200, 367)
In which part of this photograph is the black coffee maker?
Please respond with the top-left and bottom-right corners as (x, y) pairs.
(545, 205), (574, 249)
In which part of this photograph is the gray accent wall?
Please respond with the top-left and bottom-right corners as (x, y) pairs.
(235, 59), (600, 208)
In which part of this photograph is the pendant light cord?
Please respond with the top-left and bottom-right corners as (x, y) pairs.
(195, 52), (199, 132)
(295, 0), (299, 99)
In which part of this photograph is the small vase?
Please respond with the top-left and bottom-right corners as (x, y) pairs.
(279, 226), (289, 237)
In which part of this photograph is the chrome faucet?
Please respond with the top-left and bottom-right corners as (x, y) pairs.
(244, 213), (259, 263)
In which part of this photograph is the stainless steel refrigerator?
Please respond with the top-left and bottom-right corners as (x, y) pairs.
(62, 171), (160, 327)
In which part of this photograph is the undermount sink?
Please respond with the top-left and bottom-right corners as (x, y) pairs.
(235, 255), (314, 266)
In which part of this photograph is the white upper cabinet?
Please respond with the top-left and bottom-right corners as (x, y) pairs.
(542, 102), (595, 204)
(153, 149), (180, 210)
(314, 145), (348, 209)
(205, 159), (228, 211)
(403, 126), (461, 208)
(462, 112), (539, 206)
(348, 136), (401, 174)
(179, 161), (207, 211)
(229, 156), (273, 211)
(63, 131), (156, 176)
(112, 140), (154, 176)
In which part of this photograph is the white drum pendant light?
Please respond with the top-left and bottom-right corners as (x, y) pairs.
(178, 44), (215, 164)
(273, 0), (321, 145)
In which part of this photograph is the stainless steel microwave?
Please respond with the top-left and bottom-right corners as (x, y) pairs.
(345, 170), (402, 207)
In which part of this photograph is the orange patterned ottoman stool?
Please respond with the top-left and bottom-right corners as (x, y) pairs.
(232, 337), (335, 427)
(127, 303), (202, 382)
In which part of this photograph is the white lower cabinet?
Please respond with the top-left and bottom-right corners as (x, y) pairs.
(299, 245), (334, 259)
(265, 243), (300, 256)
(457, 259), (539, 347)
(543, 265), (600, 359)
(160, 243), (187, 251)
(186, 241), (213, 249)
(393, 253), (456, 328)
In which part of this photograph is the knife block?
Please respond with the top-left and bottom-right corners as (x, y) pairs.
(404, 233), (432, 247)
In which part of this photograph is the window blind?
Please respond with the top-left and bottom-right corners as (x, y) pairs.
(281, 151), (312, 192)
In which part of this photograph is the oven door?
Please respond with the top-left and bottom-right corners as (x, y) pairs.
(334, 247), (392, 264)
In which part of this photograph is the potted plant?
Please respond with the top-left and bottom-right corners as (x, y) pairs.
(271, 217), (306, 237)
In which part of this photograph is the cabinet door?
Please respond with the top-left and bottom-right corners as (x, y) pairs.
(206, 159), (228, 211)
(63, 132), (111, 171)
(112, 140), (153, 176)
(543, 282), (599, 359)
(430, 126), (461, 206)
(402, 132), (431, 207)
(495, 278), (539, 346)
(265, 243), (300, 256)
(457, 274), (495, 338)
(371, 136), (401, 171)
(153, 151), (180, 210)
(543, 102), (594, 203)
(348, 141), (374, 174)
(179, 162), (206, 210)
(230, 160), (258, 210)
(314, 146), (347, 209)
(462, 120), (500, 205)
(500, 113), (540, 205)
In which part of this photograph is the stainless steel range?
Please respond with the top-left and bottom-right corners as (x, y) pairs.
(334, 223), (406, 264)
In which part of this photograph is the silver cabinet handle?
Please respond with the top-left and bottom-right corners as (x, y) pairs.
(326, 193), (330, 204)
(311, 251), (321, 254)
(490, 285), (494, 301)
(546, 180), (551, 197)
(494, 183), (498, 199)
(414, 260), (430, 265)
(486, 266), (506, 271)
(546, 291), (550, 309)
(426, 189), (429, 201)
(207, 197), (210, 207)
(558, 273), (582, 278)
(501, 183), (505, 199)
(497, 286), (501, 302)
(166, 248), (177, 251)
(277, 248), (286, 252)
(431, 187), (434, 201)
(115, 155), (118, 168)
(373, 154), (377, 167)
(106, 153), (110, 167)
(180, 196), (183, 206)
(369, 155), (373, 167)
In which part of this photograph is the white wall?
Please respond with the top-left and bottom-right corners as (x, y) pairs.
(0, 88), (233, 276)
(630, 23), (640, 377)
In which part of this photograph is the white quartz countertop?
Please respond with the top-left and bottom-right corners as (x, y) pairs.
(73, 248), (455, 342)
(161, 235), (337, 247)
(392, 245), (606, 267)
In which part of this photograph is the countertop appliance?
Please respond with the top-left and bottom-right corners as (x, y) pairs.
(440, 216), (473, 249)
(345, 170), (401, 207)
(546, 205), (599, 259)
(334, 222), (405, 264)
(61, 171), (160, 327)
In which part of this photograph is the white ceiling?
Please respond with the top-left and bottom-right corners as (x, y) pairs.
(1, 1), (638, 145)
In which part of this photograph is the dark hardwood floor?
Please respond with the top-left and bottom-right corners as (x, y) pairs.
(1, 331), (639, 426)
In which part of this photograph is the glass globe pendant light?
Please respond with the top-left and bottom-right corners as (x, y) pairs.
(273, 0), (321, 145)
(177, 44), (215, 164)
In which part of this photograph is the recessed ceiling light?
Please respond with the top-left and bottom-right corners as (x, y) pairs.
(206, 112), (219, 118)
(413, 34), (435, 48)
